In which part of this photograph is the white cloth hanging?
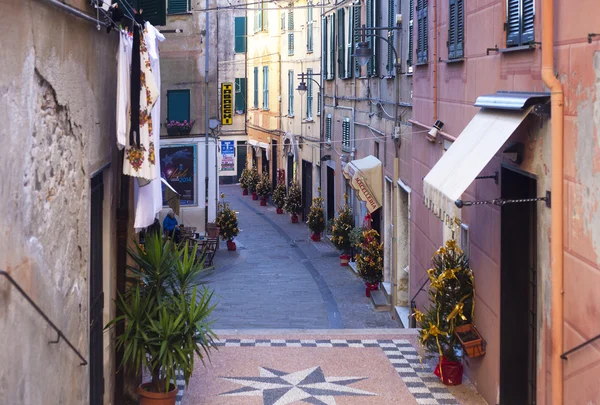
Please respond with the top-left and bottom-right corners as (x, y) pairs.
(116, 31), (132, 150)
(134, 23), (166, 232)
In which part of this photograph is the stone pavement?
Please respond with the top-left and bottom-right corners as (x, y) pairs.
(205, 185), (398, 330)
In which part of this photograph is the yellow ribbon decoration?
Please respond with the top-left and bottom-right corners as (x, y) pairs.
(412, 309), (424, 323)
(446, 302), (467, 322)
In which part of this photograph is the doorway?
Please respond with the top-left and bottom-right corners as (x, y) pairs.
(500, 166), (537, 405)
(236, 141), (247, 180)
(271, 140), (278, 190)
(383, 179), (393, 282)
(327, 166), (335, 220)
(261, 148), (269, 174)
(89, 172), (104, 405)
(301, 160), (313, 222)
(287, 154), (294, 188)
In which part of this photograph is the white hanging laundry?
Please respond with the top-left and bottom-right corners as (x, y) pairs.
(134, 23), (166, 232)
(116, 30), (132, 150)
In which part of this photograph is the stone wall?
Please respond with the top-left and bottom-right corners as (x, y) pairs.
(0, 1), (119, 403)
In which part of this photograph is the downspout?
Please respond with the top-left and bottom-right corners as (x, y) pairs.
(541, 0), (564, 403)
(432, 0), (438, 121)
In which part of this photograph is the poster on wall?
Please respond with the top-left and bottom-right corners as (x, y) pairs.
(160, 144), (197, 206)
(221, 140), (235, 172)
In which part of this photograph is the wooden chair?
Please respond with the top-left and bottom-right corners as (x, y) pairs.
(199, 238), (218, 267)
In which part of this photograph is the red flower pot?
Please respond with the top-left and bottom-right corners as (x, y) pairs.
(276, 207), (284, 214)
(260, 196), (267, 206)
(138, 383), (178, 405)
(226, 240), (237, 251)
(252, 192), (258, 200)
(365, 282), (379, 298)
(340, 254), (351, 267)
(311, 232), (321, 242)
(291, 214), (299, 223)
(242, 188), (248, 196)
(434, 356), (463, 386)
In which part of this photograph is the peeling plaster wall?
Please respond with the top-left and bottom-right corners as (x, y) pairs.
(0, 1), (118, 404)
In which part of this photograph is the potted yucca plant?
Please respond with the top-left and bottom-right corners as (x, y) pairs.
(105, 234), (217, 405)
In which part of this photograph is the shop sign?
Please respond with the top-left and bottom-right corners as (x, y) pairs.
(221, 82), (233, 125)
(221, 140), (235, 172)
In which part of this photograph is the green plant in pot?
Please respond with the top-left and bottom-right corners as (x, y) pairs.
(247, 168), (259, 199)
(331, 194), (354, 265)
(256, 172), (271, 205)
(307, 189), (325, 241)
(354, 229), (383, 297)
(284, 181), (302, 223)
(106, 234), (218, 404)
(239, 168), (250, 195)
(272, 179), (287, 214)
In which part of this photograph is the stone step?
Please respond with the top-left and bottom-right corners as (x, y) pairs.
(381, 282), (392, 303)
(394, 305), (413, 329)
(370, 290), (392, 312)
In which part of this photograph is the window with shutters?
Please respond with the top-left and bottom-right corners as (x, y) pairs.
(416, 0), (428, 64)
(326, 114), (332, 144)
(307, 4), (314, 52)
(337, 9), (346, 79)
(345, 7), (353, 79)
(167, 89), (190, 123)
(168, 0), (188, 14)
(327, 15), (335, 80)
(288, 8), (294, 55)
(407, 0), (413, 70)
(119, 0), (165, 26)
(366, 0), (378, 76)
(447, 0), (464, 59)
(254, 1), (268, 32)
(253, 67), (259, 108)
(353, 5), (361, 76)
(281, 11), (286, 33)
(322, 16), (328, 79)
(263, 67), (269, 110)
(307, 69), (313, 119)
(317, 91), (321, 116)
(235, 78), (247, 113)
(386, 0), (396, 75)
(342, 118), (351, 151)
(506, 0), (535, 47)
(288, 70), (294, 116)
(234, 17), (247, 53)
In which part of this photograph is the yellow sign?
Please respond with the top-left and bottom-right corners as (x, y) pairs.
(221, 82), (233, 125)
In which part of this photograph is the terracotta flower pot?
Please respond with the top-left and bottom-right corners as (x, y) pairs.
(226, 239), (237, 251)
(138, 383), (178, 405)
(365, 282), (379, 297)
(291, 214), (299, 223)
(455, 324), (486, 358)
(310, 232), (321, 242)
(242, 188), (248, 196)
(434, 356), (463, 386)
(252, 192), (258, 200)
(340, 254), (351, 267)
(276, 207), (284, 214)
(260, 196), (267, 206)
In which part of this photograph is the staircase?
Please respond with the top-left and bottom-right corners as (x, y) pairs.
(370, 281), (412, 328)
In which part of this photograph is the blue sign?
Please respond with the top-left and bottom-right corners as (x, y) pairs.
(221, 140), (235, 171)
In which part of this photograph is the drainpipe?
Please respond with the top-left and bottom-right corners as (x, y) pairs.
(541, 0), (564, 403)
(432, 0), (438, 121)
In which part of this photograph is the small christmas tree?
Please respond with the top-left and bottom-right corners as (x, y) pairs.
(216, 199), (239, 241)
(284, 181), (302, 215)
(239, 168), (250, 191)
(414, 239), (474, 362)
(256, 172), (271, 198)
(307, 189), (325, 235)
(331, 194), (354, 252)
(272, 180), (287, 210)
(247, 168), (259, 193)
(354, 229), (383, 284)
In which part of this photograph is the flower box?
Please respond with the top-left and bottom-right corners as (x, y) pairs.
(165, 120), (194, 136)
(454, 324), (486, 358)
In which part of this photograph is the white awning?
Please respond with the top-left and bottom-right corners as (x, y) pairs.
(423, 106), (533, 224)
(248, 139), (258, 146)
(258, 142), (270, 160)
(283, 132), (299, 162)
(343, 155), (383, 213)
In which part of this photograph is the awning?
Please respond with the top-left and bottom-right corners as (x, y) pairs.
(423, 106), (533, 224)
(343, 155), (383, 213)
(283, 132), (299, 162)
(248, 139), (258, 147)
(258, 142), (270, 160)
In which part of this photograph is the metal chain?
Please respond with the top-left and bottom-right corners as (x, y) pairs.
(459, 196), (548, 207)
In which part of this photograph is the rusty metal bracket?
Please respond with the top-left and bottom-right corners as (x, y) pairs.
(455, 191), (551, 209)
(588, 33), (599, 43)
(475, 171), (499, 185)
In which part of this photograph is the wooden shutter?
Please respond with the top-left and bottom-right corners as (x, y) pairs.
(139, 0), (166, 26)
(167, 0), (187, 14)
(281, 12), (286, 32)
(416, 0), (428, 64)
(235, 78), (246, 112)
(307, 6), (313, 51)
(329, 15), (335, 80)
(456, 0), (464, 58)
(448, 0), (463, 59)
(167, 90), (190, 122)
(346, 9), (353, 79)
(253, 67), (259, 108)
(408, 0), (413, 67)
(342, 118), (350, 149)
(353, 5), (361, 76)
(448, 0), (456, 59)
(326, 115), (332, 143)
(288, 9), (294, 55)
(288, 70), (294, 116)
(307, 69), (313, 118)
(263, 67), (268, 109)
(366, 0), (374, 75)
(521, 0), (534, 44)
(234, 17), (247, 53)
(337, 9), (345, 78)
(386, 0), (395, 74)
(506, 0), (520, 46)
(262, 0), (268, 31)
(322, 17), (328, 79)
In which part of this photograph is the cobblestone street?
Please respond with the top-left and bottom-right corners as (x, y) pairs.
(206, 184), (398, 330)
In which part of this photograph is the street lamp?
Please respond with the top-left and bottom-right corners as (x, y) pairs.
(351, 24), (402, 72)
(296, 81), (308, 96)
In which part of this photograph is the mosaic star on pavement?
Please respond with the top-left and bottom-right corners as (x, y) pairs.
(219, 366), (377, 405)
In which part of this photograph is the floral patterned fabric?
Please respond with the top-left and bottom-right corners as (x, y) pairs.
(123, 29), (159, 182)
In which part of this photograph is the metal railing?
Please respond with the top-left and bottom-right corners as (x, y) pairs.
(0, 270), (88, 366)
(561, 334), (600, 360)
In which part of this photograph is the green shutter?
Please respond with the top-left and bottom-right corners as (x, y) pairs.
(322, 17), (328, 79)
(326, 115), (332, 143)
(288, 70), (294, 116)
(329, 15), (335, 80)
(262, 0), (268, 31)
(337, 9), (345, 78)
(417, 0), (428, 64)
(139, 0), (166, 26)
(506, 0), (520, 46)
(234, 17), (247, 53)
(521, 0), (535, 44)
(307, 6), (314, 51)
(168, 0), (187, 15)
(342, 118), (350, 150)
(253, 67), (259, 108)
(346, 9), (353, 79)
(263, 67), (269, 109)
(307, 68), (313, 119)
(354, 5), (361, 76)
(408, 0), (413, 67)
(317, 91), (321, 116)
(448, 0), (456, 59)
(235, 78), (246, 112)
(456, 0), (464, 58)
(386, 0), (395, 74)
(167, 90), (190, 123)
(288, 9), (294, 55)
(366, 0), (373, 75)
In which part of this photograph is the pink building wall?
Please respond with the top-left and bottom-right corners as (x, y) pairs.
(410, 1), (600, 404)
